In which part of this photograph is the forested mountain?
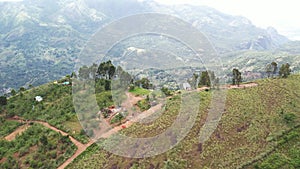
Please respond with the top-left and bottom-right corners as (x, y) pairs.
(0, 0), (295, 93)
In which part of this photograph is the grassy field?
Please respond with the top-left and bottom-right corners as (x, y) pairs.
(129, 87), (151, 96)
(0, 123), (77, 169)
(67, 75), (300, 168)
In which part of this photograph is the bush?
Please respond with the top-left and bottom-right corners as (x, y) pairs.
(137, 99), (151, 111)
(284, 113), (296, 124)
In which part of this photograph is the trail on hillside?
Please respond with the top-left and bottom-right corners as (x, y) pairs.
(57, 140), (95, 169)
(197, 82), (258, 92)
(4, 124), (30, 141)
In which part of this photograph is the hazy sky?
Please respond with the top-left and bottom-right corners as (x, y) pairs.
(154, 0), (300, 40)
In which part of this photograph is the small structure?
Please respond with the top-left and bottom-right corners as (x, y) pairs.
(34, 96), (43, 102)
(62, 81), (70, 85)
(182, 83), (192, 90)
(53, 81), (58, 85)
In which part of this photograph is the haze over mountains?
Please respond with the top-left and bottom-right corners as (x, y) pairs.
(0, 0), (298, 93)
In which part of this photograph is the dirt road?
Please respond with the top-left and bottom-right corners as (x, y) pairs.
(4, 124), (30, 141)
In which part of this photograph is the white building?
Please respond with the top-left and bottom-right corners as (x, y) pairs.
(35, 96), (43, 102)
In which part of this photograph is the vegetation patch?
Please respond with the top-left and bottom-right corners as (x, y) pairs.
(137, 98), (151, 112)
(0, 118), (22, 138)
(0, 123), (77, 169)
(129, 87), (151, 96)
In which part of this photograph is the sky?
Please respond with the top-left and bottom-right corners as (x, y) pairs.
(154, 0), (300, 40)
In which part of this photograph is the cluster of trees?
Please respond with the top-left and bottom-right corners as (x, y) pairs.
(187, 61), (293, 89)
(279, 63), (292, 78)
(266, 62), (292, 78)
(187, 71), (220, 89)
(134, 78), (153, 89)
(265, 62), (278, 78)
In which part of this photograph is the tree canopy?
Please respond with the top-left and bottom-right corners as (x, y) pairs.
(279, 63), (291, 78)
(232, 68), (242, 86)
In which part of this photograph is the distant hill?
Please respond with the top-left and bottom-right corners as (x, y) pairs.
(0, 0), (295, 94)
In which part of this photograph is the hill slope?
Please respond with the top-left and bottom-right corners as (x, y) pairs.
(66, 75), (300, 169)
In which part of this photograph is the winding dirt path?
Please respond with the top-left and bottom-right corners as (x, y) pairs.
(58, 140), (95, 169)
(4, 124), (30, 141)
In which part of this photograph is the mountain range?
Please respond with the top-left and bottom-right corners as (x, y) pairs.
(0, 0), (298, 94)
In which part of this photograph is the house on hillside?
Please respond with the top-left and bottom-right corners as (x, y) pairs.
(182, 83), (191, 90)
(34, 96), (43, 102)
(62, 81), (70, 85)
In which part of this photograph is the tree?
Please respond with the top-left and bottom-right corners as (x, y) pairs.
(232, 68), (242, 86)
(199, 71), (216, 88)
(10, 89), (16, 96)
(214, 77), (220, 89)
(199, 71), (210, 87)
(0, 96), (7, 106)
(265, 64), (272, 78)
(97, 60), (116, 80)
(188, 73), (199, 89)
(135, 78), (152, 89)
(89, 63), (98, 79)
(19, 87), (26, 92)
(71, 72), (77, 78)
(271, 62), (278, 77)
(279, 63), (291, 78)
(78, 65), (90, 79)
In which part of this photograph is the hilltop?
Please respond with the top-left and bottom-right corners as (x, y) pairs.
(0, 71), (299, 168)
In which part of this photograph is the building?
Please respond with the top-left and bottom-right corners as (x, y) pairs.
(62, 81), (70, 85)
(182, 83), (191, 90)
(35, 96), (43, 102)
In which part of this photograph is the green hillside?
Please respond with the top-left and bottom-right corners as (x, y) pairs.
(67, 75), (300, 169)
(2, 78), (89, 143)
(1, 73), (299, 168)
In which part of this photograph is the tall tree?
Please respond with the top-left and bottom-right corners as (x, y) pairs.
(232, 68), (242, 86)
(271, 62), (278, 77)
(97, 60), (116, 80)
(189, 73), (199, 89)
(78, 65), (90, 79)
(279, 63), (291, 78)
(10, 89), (16, 96)
(265, 64), (272, 78)
(199, 71), (215, 87)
